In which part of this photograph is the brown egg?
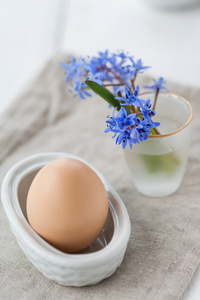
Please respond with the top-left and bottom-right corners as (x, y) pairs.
(26, 158), (108, 253)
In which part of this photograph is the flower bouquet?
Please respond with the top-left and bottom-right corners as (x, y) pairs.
(60, 51), (193, 197)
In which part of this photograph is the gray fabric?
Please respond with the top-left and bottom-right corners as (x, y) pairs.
(0, 54), (200, 300)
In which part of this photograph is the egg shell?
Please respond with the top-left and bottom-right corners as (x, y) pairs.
(26, 158), (109, 253)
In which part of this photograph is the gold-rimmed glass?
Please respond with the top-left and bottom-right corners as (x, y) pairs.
(123, 92), (193, 197)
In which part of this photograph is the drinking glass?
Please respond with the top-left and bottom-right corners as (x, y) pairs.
(123, 92), (193, 197)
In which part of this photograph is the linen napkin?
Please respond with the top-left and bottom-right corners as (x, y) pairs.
(0, 54), (200, 300)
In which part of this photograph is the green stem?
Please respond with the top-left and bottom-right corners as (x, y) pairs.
(153, 88), (159, 111)
(130, 73), (137, 93)
(131, 105), (136, 113)
(103, 83), (124, 87)
(151, 127), (160, 135)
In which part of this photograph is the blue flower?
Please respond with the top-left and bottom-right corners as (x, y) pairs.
(113, 51), (134, 61)
(105, 107), (136, 133)
(85, 56), (114, 83)
(131, 127), (147, 143)
(74, 79), (92, 99)
(115, 130), (135, 149)
(60, 57), (85, 83)
(97, 50), (110, 65)
(143, 77), (168, 92)
(60, 51), (164, 148)
(114, 107), (136, 129)
(115, 85), (144, 107)
(112, 118), (159, 149)
(105, 106), (160, 149)
(85, 73), (104, 86)
(122, 65), (137, 80)
(131, 118), (160, 143)
(131, 120), (151, 142)
(104, 108), (120, 138)
(140, 99), (156, 124)
(131, 58), (150, 73)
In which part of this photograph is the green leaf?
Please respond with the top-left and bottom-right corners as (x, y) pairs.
(85, 80), (121, 111)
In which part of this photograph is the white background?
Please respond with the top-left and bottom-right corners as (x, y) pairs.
(0, 0), (200, 299)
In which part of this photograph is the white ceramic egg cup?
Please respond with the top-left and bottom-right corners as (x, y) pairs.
(1, 152), (131, 286)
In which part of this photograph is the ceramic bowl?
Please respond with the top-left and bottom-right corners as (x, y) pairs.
(1, 152), (131, 286)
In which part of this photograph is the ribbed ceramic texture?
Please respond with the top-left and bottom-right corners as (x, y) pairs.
(1, 152), (131, 286)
